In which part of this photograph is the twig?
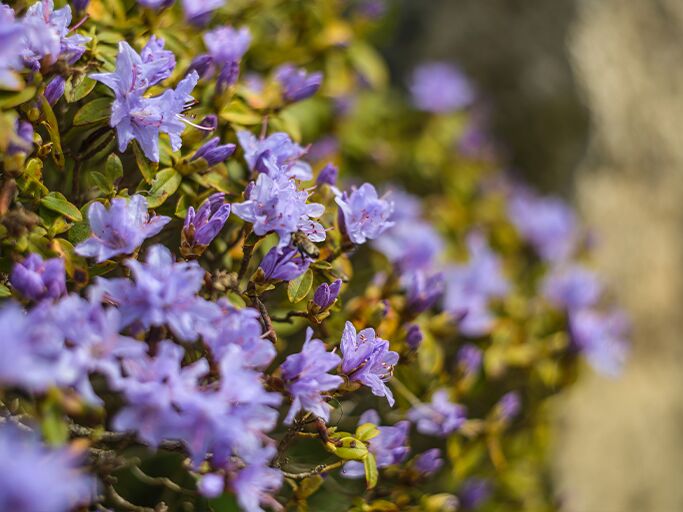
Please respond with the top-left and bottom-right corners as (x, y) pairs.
(270, 311), (309, 323)
(130, 466), (195, 495)
(281, 460), (344, 480)
(249, 288), (277, 344)
(105, 484), (156, 512)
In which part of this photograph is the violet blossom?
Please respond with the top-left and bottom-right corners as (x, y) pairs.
(280, 328), (343, 423)
(203, 26), (251, 87)
(410, 62), (475, 113)
(192, 137), (236, 167)
(76, 195), (171, 262)
(0, 6), (25, 89)
(404, 270), (444, 314)
(44, 75), (65, 105)
(230, 445), (283, 512)
(336, 183), (394, 245)
(259, 245), (312, 282)
(316, 163), (338, 186)
(0, 426), (93, 512)
(543, 264), (602, 312)
(198, 473), (224, 498)
(343, 409), (410, 478)
(497, 391), (521, 422)
(312, 279), (342, 310)
(570, 309), (629, 377)
(233, 172), (326, 247)
(340, 321), (399, 406)
(275, 64), (323, 103)
(457, 344), (483, 377)
(96, 244), (219, 341)
(10, 253), (66, 302)
(405, 323), (423, 350)
(414, 448), (444, 476)
(374, 219), (444, 273)
(181, 192), (231, 256)
(237, 130), (313, 181)
(408, 389), (466, 437)
(443, 232), (509, 337)
(7, 120), (34, 155)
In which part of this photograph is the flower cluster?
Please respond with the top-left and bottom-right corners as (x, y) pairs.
(0, 1), (629, 511)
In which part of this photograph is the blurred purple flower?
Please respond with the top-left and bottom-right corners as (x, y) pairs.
(340, 321), (399, 406)
(410, 62), (475, 113)
(230, 446), (283, 512)
(0, 6), (25, 89)
(7, 120), (34, 156)
(259, 245), (311, 282)
(414, 448), (443, 476)
(275, 64), (323, 102)
(508, 186), (579, 263)
(374, 219), (444, 273)
(498, 391), (521, 422)
(316, 163), (338, 186)
(0, 426), (93, 512)
(405, 323), (423, 350)
(97, 245), (219, 341)
(404, 270), (445, 314)
(543, 264), (602, 312)
(444, 232), (509, 337)
(408, 389), (466, 437)
(203, 26), (251, 87)
(336, 183), (394, 245)
(76, 195), (171, 262)
(459, 478), (492, 510)
(181, 0), (223, 25)
(457, 344), (482, 377)
(198, 473), (224, 498)
(570, 309), (629, 377)
(10, 253), (66, 302)
(139, 35), (176, 86)
(280, 328), (343, 423)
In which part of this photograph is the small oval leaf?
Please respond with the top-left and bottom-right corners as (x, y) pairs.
(73, 97), (112, 125)
(40, 192), (82, 221)
(147, 168), (182, 208)
(287, 269), (314, 303)
(335, 437), (368, 460)
(364, 452), (378, 490)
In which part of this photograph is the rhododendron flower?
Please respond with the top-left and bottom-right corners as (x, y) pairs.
(410, 62), (474, 113)
(408, 389), (466, 437)
(10, 253), (66, 302)
(336, 183), (394, 245)
(76, 195), (170, 262)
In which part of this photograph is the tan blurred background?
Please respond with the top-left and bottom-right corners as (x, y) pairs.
(388, 0), (683, 510)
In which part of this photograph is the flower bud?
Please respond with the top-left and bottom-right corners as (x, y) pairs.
(45, 76), (65, 106)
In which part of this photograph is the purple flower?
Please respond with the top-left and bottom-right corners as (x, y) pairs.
(21, 0), (91, 69)
(181, 0), (223, 25)
(457, 344), (482, 377)
(408, 389), (466, 437)
(203, 26), (251, 87)
(0, 426), (93, 512)
(91, 40), (198, 162)
(198, 473), (224, 498)
(237, 130), (313, 181)
(280, 328), (343, 423)
(404, 270), (444, 314)
(414, 448), (443, 476)
(0, 6), (25, 89)
(259, 245), (311, 282)
(233, 172), (326, 247)
(275, 64), (323, 103)
(459, 478), (491, 510)
(230, 446), (283, 512)
(508, 186), (579, 263)
(44, 75), (66, 105)
(343, 410), (410, 478)
(202, 300), (276, 369)
(316, 163), (338, 186)
(73, 0), (90, 12)
(543, 264), (602, 312)
(444, 232), (509, 337)
(181, 192), (231, 256)
(336, 183), (394, 245)
(410, 62), (475, 113)
(76, 195), (171, 262)
(374, 219), (444, 272)
(192, 137), (236, 167)
(97, 245), (219, 341)
(10, 253), (66, 302)
(7, 120), (34, 156)
(405, 323), (423, 350)
(313, 279), (342, 310)
(340, 321), (399, 406)
(570, 309), (629, 377)
(497, 391), (521, 422)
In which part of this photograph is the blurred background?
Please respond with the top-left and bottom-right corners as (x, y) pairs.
(381, 0), (683, 510)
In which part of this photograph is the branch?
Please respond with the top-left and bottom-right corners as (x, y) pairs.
(105, 484), (156, 512)
(281, 460), (344, 480)
(130, 466), (195, 495)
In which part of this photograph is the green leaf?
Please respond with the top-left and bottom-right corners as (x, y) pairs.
(68, 221), (91, 245)
(40, 192), (83, 221)
(0, 86), (36, 109)
(133, 140), (156, 183)
(65, 75), (97, 103)
(73, 97), (112, 125)
(296, 475), (324, 499)
(220, 100), (262, 125)
(208, 493), (240, 512)
(0, 283), (11, 298)
(39, 95), (64, 168)
(147, 168), (182, 208)
(363, 452), (378, 490)
(287, 269), (314, 303)
(90, 171), (113, 194)
(104, 153), (123, 183)
(335, 437), (368, 460)
(41, 398), (68, 446)
(355, 423), (380, 442)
